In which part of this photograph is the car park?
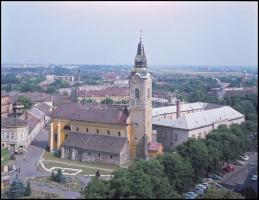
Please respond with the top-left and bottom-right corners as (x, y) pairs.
(251, 175), (257, 182)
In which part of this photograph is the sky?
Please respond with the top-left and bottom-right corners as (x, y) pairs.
(1, 1), (258, 66)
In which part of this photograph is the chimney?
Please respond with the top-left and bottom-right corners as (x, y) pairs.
(176, 99), (181, 118)
(152, 130), (157, 142)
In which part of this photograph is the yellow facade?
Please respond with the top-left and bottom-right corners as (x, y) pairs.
(49, 118), (137, 160)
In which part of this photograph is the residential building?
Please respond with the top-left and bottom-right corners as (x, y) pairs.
(1, 117), (29, 153)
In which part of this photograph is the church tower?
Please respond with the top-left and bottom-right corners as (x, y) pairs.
(129, 31), (152, 159)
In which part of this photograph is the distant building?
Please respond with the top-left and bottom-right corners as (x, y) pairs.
(1, 95), (12, 118)
(10, 92), (53, 108)
(55, 75), (74, 82)
(77, 87), (129, 103)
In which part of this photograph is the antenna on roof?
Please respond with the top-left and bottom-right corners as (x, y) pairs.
(140, 29), (142, 42)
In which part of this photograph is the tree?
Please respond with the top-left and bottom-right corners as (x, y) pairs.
(24, 181), (32, 196)
(17, 95), (33, 109)
(84, 177), (110, 199)
(6, 177), (26, 199)
(176, 139), (209, 181)
(55, 169), (67, 183)
(46, 86), (56, 94)
(101, 97), (114, 105)
(160, 152), (194, 193)
(202, 188), (244, 199)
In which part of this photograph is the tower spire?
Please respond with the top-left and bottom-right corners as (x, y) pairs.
(140, 29), (142, 42)
(134, 30), (147, 68)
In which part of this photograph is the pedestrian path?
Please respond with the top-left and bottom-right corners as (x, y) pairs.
(43, 159), (114, 172)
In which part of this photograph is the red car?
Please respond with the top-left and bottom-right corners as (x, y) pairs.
(222, 164), (234, 172)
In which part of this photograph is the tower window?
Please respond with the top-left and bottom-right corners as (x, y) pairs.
(76, 127), (79, 132)
(96, 129), (99, 134)
(86, 128), (88, 132)
(118, 132), (121, 136)
(107, 130), (110, 135)
(110, 155), (113, 159)
(135, 88), (140, 99)
(54, 133), (57, 142)
(98, 153), (101, 158)
(88, 152), (91, 156)
(148, 88), (150, 98)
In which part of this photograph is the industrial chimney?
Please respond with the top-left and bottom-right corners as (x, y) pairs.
(176, 99), (181, 118)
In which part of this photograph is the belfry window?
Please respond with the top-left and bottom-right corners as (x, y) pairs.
(135, 88), (140, 99)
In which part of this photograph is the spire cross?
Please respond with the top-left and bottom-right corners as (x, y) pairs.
(140, 29), (142, 42)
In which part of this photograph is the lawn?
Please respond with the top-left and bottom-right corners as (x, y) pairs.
(43, 151), (119, 171)
(42, 160), (112, 176)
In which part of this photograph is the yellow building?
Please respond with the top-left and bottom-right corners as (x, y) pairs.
(49, 35), (162, 166)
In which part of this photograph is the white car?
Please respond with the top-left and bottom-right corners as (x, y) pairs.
(240, 155), (249, 161)
(197, 184), (207, 191)
(236, 160), (247, 165)
(251, 175), (257, 182)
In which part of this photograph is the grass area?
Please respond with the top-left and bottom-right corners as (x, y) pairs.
(1, 148), (11, 166)
(43, 151), (119, 171)
(43, 160), (112, 175)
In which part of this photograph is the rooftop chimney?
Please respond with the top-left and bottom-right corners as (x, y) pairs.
(176, 99), (181, 118)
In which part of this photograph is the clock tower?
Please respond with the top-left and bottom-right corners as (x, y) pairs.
(129, 32), (152, 159)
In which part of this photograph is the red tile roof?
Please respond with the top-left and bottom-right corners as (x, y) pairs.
(148, 142), (162, 151)
(51, 102), (129, 125)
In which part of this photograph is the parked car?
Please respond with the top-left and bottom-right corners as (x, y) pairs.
(236, 160), (247, 166)
(240, 155), (249, 161)
(202, 182), (209, 189)
(193, 187), (204, 195)
(209, 174), (223, 180)
(222, 164), (234, 172)
(196, 184), (207, 191)
(251, 175), (258, 182)
(203, 178), (213, 183)
(184, 192), (198, 199)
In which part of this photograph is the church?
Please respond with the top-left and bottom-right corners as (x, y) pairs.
(49, 35), (163, 166)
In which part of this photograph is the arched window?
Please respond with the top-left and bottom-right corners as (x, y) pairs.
(118, 132), (121, 136)
(148, 88), (150, 98)
(107, 130), (110, 135)
(135, 88), (140, 99)
(96, 129), (99, 134)
(64, 125), (71, 131)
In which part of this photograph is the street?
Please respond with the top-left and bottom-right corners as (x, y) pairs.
(9, 126), (81, 199)
(218, 152), (258, 194)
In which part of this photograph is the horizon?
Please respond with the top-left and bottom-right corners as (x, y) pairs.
(2, 1), (258, 66)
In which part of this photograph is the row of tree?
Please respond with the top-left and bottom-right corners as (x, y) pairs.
(84, 120), (253, 199)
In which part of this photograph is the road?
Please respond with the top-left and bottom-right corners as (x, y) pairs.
(9, 126), (81, 199)
(218, 152), (258, 194)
